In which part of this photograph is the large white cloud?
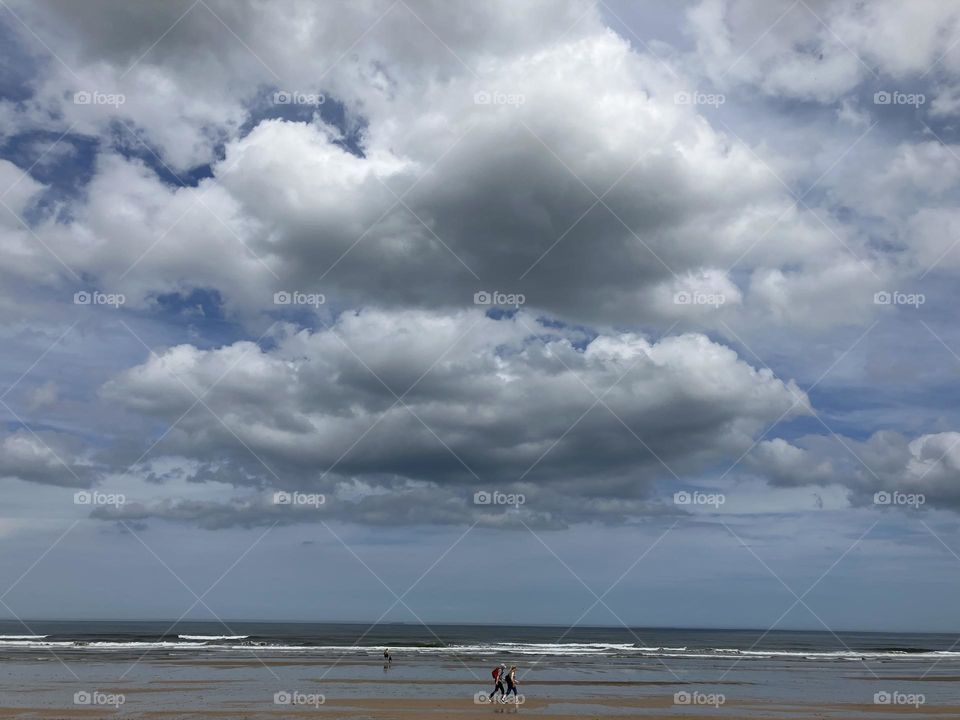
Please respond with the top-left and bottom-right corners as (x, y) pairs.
(2, 0), (958, 533)
(7, 0), (600, 170)
(2, 22), (877, 330)
(687, 0), (960, 102)
(92, 309), (808, 525)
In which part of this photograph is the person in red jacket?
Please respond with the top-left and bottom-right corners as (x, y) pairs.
(489, 663), (507, 702)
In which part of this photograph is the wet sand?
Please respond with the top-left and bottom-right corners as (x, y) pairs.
(2, 651), (957, 718)
(1, 694), (960, 719)
(1, 681), (958, 719)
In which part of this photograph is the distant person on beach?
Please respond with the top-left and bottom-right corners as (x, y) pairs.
(383, 648), (392, 664)
(489, 663), (506, 701)
(505, 665), (519, 700)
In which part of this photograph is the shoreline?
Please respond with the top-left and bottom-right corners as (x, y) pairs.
(0, 653), (954, 719)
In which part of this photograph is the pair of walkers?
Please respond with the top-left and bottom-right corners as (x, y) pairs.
(489, 663), (519, 702)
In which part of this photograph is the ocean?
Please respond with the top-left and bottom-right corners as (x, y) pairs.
(1, 620), (957, 661)
(3, 621), (958, 716)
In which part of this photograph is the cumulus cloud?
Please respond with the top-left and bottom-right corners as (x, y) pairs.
(2, 0), (960, 534)
(687, 0), (960, 101)
(749, 432), (960, 511)
(6, 0), (599, 170)
(1, 0), (883, 330)
(90, 309), (809, 526)
(0, 430), (96, 487)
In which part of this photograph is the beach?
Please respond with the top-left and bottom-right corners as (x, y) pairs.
(1, 622), (958, 718)
(1, 658), (957, 719)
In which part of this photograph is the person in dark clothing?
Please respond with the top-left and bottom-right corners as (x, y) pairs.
(489, 663), (507, 702)
(505, 665), (519, 700)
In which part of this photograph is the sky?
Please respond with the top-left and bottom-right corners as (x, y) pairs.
(2, 0), (960, 633)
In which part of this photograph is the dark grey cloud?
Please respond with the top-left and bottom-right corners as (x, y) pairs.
(6, 0), (597, 169)
(87, 309), (806, 526)
(1, 0), (960, 538)
(749, 431), (960, 511)
(0, 429), (96, 487)
(1, 0), (885, 330)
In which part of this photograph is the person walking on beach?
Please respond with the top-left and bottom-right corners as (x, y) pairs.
(489, 663), (507, 702)
(505, 665), (519, 701)
(383, 648), (392, 664)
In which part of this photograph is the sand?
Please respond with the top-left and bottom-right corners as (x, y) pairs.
(1, 690), (958, 719)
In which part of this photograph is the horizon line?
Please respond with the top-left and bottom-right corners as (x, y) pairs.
(1, 619), (952, 635)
